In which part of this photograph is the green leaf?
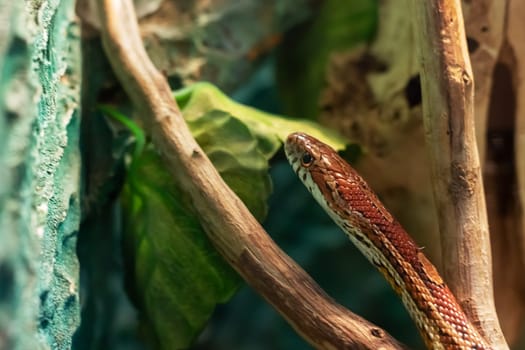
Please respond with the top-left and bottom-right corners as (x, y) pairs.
(123, 147), (241, 349)
(175, 82), (348, 151)
(189, 110), (272, 219)
(122, 83), (351, 349)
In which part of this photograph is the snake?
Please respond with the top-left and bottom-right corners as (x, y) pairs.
(284, 132), (490, 350)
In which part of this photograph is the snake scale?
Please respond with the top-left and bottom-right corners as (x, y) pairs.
(284, 132), (490, 350)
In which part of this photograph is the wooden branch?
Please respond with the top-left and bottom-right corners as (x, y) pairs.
(95, 0), (405, 348)
(462, 0), (525, 343)
(410, 1), (508, 349)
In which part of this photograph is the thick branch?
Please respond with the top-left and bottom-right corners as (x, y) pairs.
(95, 0), (405, 348)
(411, 1), (508, 349)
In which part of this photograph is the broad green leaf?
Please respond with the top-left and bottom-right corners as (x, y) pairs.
(175, 82), (348, 151)
(121, 83), (351, 349)
(189, 110), (272, 219)
(123, 146), (241, 350)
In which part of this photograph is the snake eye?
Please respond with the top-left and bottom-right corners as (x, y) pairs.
(301, 152), (313, 166)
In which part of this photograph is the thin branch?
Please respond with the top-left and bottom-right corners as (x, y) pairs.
(95, 0), (405, 348)
(411, 0), (508, 349)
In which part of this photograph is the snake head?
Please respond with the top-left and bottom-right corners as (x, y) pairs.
(285, 132), (348, 181)
(285, 132), (392, 223)
(284, 132), (347, 210)
(284, 132), (323, 174)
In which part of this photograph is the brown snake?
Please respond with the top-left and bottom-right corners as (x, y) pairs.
(285, 132), (490, 350)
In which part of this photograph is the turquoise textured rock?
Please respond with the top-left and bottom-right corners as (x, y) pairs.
(0, 0), (81, 349)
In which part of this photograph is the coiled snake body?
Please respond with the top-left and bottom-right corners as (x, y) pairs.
(285, 132), (490, 350)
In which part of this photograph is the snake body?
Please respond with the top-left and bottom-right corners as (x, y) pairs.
(285, 132), (490, 350)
